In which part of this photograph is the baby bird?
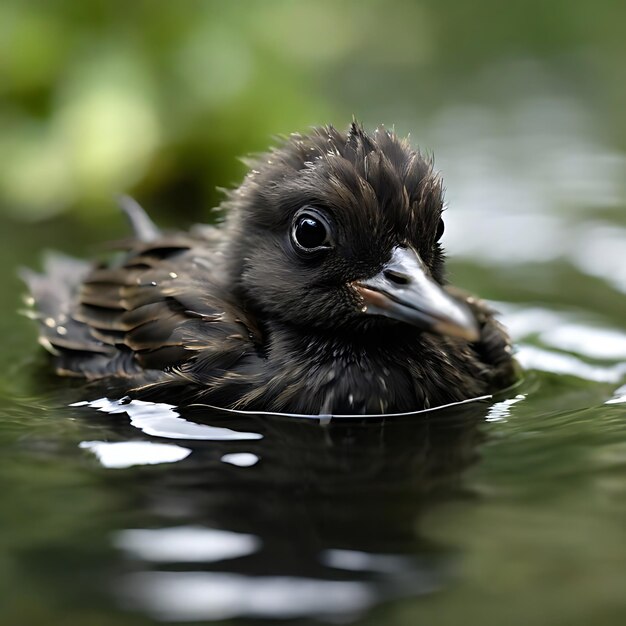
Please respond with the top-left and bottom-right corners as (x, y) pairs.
(23, 123), (517, 414)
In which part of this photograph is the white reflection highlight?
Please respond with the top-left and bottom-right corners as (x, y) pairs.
(571, 224), (626, 294)
(496, 305), (626, 364)
(516, 345), (626, 383)
(115, 526), (260, 563)
(540, 325), (626, 360)
(606, 384), (626, 405)
(121, 571), (373, 620)
(321, 549), (413, 574)
(495, 304), (574, 342)
(79, 440), (191, 469)
(220, 452), (259, 467)
(486, 394), (526, 422)
(71, 398), (262, 441)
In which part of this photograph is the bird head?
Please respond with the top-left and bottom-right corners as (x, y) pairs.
(224, 122), (478, 342)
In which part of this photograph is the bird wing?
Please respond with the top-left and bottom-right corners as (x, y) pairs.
(23, 227), (262, 398)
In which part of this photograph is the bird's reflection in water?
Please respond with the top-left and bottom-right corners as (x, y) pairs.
(75, 397), (490, 622)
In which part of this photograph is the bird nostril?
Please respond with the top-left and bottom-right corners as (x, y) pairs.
(383, 270), (411, 286)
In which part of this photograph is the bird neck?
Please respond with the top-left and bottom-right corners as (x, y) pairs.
(266, 320), (423, 364)
(251, 320), (486, 414)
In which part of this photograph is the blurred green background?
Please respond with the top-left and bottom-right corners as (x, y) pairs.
(1, 0), (625, 225)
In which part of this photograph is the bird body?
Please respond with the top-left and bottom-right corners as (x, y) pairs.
(23, 124), (517, 414)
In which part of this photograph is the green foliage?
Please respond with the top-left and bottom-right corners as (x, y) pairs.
(1, 0), (624, 221)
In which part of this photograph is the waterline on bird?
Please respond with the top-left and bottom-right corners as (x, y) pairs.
(190, 393), (495, 420)
(71, 393), (495, 428)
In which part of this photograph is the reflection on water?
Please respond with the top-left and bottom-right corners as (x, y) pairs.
(121, 571), (375, 621)
(606, 384), (626, 405)
(113, 527), (261, 563)
(70, 396), (487, 621)
(220, 452), (259, 467)
(498, 303), (626, 383)
(79, 440), (192, 469)
(485, 394), (527, 422)
(516, 346), (626, 384)
(72, 397), (264, 440)
(540, 325), (626, 360)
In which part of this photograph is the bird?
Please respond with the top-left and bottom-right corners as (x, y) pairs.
(22, 122), (518, 415)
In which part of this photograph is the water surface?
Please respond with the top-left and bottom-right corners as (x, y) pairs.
(1, 59), (626, 626)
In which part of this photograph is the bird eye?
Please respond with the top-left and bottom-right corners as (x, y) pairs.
(436, 218), (445, 241)
(291, 210), (332, 252)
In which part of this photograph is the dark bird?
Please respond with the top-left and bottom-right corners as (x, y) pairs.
(23, 123), (518, 414)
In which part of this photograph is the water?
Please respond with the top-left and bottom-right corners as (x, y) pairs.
(1, 66), (626, 626)
(1, 228), (625, 625)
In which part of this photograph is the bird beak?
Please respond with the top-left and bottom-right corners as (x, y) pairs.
(354, 246), (480, 341)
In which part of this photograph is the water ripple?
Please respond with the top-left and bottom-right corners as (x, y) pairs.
(71, 398), (263, 441)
